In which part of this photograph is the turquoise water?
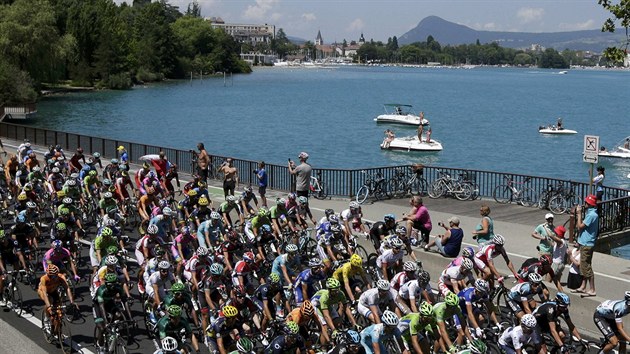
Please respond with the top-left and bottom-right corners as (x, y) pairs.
(36, 66), (630, 188)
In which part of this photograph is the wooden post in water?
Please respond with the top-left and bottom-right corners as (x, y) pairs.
(200, 70), (202, 81)
(190, 72), (193, 86)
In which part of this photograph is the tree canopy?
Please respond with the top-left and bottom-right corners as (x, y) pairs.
(599, 0), (630, 63)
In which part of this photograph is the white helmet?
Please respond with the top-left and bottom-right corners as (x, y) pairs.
(210, 211), (221, 220)
(381, 310), (399, 326)
(147, 224), (159, 235)
(161, 336), (178, 351)
(349, 201), (359, 209)
(376, 279), (390, 291)
(521, 314), (537, 329)
(528, 272), (542, 284)
(226, 195), (237, 203)
(196, 246), (209, 257)
(158, 260), (171, 270)
(390, 237), (404, 249)
(105, 255), (118, 266)
(474, 279), (489, 294)
(403, 261), (418, 272)
(492, 234), (505, 246)
(461, 258), (474, 270)
(162, 207), (173, 216)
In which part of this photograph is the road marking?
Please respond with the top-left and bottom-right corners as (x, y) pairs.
(14, 309), (95, 354)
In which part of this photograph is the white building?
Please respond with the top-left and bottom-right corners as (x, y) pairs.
(206, 17), (275, 45)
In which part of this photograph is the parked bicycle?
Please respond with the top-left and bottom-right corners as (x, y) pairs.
(493, 175), (537, 207)
(537, 183), (561, 210)
(355, 170), (389, 204)
(549, 182), (580, 214)
(428, 169), (473, 201)
(309, 170), (328, 200)
(387, 164), (428, 198)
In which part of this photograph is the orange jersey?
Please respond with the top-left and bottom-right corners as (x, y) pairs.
(38, 273), (68, 294)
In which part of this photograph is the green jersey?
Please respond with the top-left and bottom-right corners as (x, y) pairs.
(157, 315), (192, 340)
(94, 235), (118, 252)
(270, 205), (287, 219)
(399, 313), (437, 340)
(95, 283), (127, 304)
(99, 198), (118, 211)
(312, 289), (347, 310)
(433, 302), (463, 322)
(251, 215), (271, 230)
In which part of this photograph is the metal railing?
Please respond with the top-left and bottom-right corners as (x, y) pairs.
(1, 121), (629, 236)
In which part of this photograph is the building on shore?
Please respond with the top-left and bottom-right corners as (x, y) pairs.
(206, 17), (275, 45)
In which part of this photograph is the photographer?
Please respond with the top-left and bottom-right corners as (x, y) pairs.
(253, 161), (268, 207)
(424, 216), (463, 257)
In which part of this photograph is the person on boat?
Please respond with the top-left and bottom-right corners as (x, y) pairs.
(417, 112), (431, 143)
(556, 117), (563, 130)
(383, 129), (395, 148)
(395, 106), (402, 115)
(624, 138), (630, 150)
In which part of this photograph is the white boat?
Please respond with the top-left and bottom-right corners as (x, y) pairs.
(599, 136), (630, 159)
(374, 104), (421, 126)
(538, 126), (577, 134)
(558, 70), (568, 74)
(381, 136), (443, 152)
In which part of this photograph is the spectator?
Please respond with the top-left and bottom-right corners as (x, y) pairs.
(151, 151), (170, 179)
(592, 166), (605, 201)
(531, 213), (557, 256)
(573, 194), (598, 297)
(117, 145), (129, 171)
(400, 196), (432, 245)
(471, 204), (494, 245)
(566, 245), (582, 290)
(195, 143), (209, 182)
(424, 216), (463, 257)
(551, 225), (568, 292)
(288, 152), (312, 198)
(219, 158), (238, 198)
(254, 161), (268, 207)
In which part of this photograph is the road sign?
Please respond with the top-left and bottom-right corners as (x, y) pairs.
(583, 135), (599, 164)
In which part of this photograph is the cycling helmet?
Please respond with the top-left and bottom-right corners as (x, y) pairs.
(198, 197), (209, 206)
(101, 227), (113, 237)
(539, 254), (552, 265)
(445, 292), (459, 306)
(93, 152), (101, 158)
(158, 260), (171, 270)
(52, 240), (63, 250)
(395, 226), (407, 235)
(288, 193), (296, 200)
(301, 300), (315, 317)
(474, 279), (490, 294)
(492, 234), (505, 246)
(70, 172), (79, 179)
(51, 167), (60, 173)
(326, 278), (341, 290)
(16, 214), (26, 223)
(161, 337), (178, 352)
(350, 254), (363, 267)
(528, 272), (543, 284)
(104, 273), (118, 284)
(57, 190), (66, 198)
(110, 158), (119, 164)
(103, 192), (113, 199)
(198, 181), (207, 188)
(381, 310), (399, 326)
(328, 214), (340, 224)
(26, 201), (36, 209)
(462, 246), (475, 258)
(17, 193), (28, 201)
(383, 214), (395, 223)
(276, 198), (286, 205)
(33, 166), (42, 172)
(257, 207), (269, 218)
(171, 282), (186, 293)
(106, 246), (118, 255)
(268, 273), (281, 284)
(0, 230), (5, 239)
(105, 219), (117, 227)
(521, 314), (537, 329)
(146, 224), (159, 235)
(236, 338), (253, 353)
(261, 224), (272, 233)
(209, 263), (224, 276)
(244, 185), (253, 193)
(222, 305), (238, 318)
(376, 279), (390, 291)
(187, 189), (197, 197)
(297, 196), (308, 205)
(155, 247), (165, 256)
(390, 237), (404, 249)
(461, 258), (474, 270)
(210, 211), (221, 220)
(420, 301), (434, 316)
(196, 246), (209, 257)
(324, 208), (335, 217)
(88, 170), (97, 176)
(62, 197), (73, 205)
(47, 264), (60, 275)
(226, 195), (237, 203)
(417, 270), (431, 285)
(23, 184), (32, 191)
(403, 261), (418, 272)
(242, 251), (255, 263)
(625, 291), (630, 302)
(167, 305), (182, 317)
(309, 258), (323, 268)
(105, 255), (118, 266)
(59, 208), (70, 216)
(349, 201), (360, 210)
(347, 330), (360, 344)
(56, 222), (67, 231)
(103, 179), (112, 186)
(470, 339), (487, 354)
(331, 224), (342, 233)
(67, 179), (77, 186)
(285, 321), (299, 335)
(285, 244), (298, 254)
(555, 292), (570, 307)
(162, 207), (173, 216)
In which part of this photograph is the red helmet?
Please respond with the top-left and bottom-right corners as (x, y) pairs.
(539, 254), (552, 265)
(242, 252), (255, 263)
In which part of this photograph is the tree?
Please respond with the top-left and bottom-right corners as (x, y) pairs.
(598, 0), (630, 63)
(539, 48), (569, 68)
(186, 1), (201, 17)
(0, 59), (37, 104)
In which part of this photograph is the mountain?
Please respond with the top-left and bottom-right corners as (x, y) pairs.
(398, 16), (623, 52)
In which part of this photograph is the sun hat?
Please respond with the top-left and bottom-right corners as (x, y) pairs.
(545, 213), (554, 220)
(117, 145), (125, 151)
(554, 225), (566, 237)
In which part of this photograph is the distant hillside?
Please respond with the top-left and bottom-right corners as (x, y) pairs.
(398, 16), (623, 52)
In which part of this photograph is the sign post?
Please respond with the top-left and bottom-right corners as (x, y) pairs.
(583, 135), (599, 193)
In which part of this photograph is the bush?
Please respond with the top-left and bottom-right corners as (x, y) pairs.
(106, 73), (133, 89)
(135, 68), (164, 83)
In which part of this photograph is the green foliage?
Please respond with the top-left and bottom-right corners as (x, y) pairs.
(539, 48), (569, 68)
(0, 59), (37, 104)
(598, 0), (630, 64)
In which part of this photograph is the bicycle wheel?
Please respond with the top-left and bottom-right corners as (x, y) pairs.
(114, 333), (130, 354)
(9, 282), (23, 317)
(59, 319), (73, 354)
(374, 180), (388, 200)
(455, 182), (473, 201)
(388, 179), (402, 199)
(468, 182), (480, 200)
(427, 180), (445, 199)
(493, 185), (513, 204)
(519, 187), (539, 207)
(316, 184), (328, 200)
(549, 195), (568, 214)
(356, 185), (370, 204)
(41, 310), (54, 343)
(354, 245), (370, 265)
(494, 291), (516, 326)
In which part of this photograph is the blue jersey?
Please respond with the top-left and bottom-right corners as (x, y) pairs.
(271, 254), (301, 281)
(458, 287), (489, 314)
(596, 300), (630, 320)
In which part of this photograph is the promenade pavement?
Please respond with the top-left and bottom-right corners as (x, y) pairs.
(1, 137), (629, 350)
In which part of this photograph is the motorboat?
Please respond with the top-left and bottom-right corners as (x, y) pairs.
(558, 71), (568, 74)
(374, 104), (421, 125)
(599, 136), (630, 159)
(538, 125), (577, 134)
(381, 136), (443, 152)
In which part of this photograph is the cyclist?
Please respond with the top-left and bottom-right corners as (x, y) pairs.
(163, 282), (200, 329)
(593, 291), (630, 354)
(360, 310), (404, 354)
(271, 243), (301, 287)
(458, 279), (500, 339)
(218, 195), (244, 228)
(98, 192), (118, 218)
(435, 292), (474, 351)
(498, 314), (546, 354)
(198, 262), (230, 333)
(311, 278), (358, 344)
(316, 216), (348, 271)
(398, 302), (440, 354)
(147, 260), (176, 309)
(231, 251), (261, 294)
(205, 305), (242, 354)
(177, 189), (198, 222)
(376, 237), (405, 281)
(327, 329), (363, 354)
(332, 253), (372, 303)
(171, 226), (197, 277)
(286, 300), (319, 347)
(473, 234), (519, 286)
(254, 273), (288, 327)
(368, 214), (396, 252)
(229, 338), (255, 354)
(264, 321), (308, 354)
(457, 340), (488, 354)
(269, 197), (290, 236)
(506, 273), (547, 319)
(42, 240), (80, 283)
(357, 279), (398, 325)
(192, 196), (213, 228)
(391, 261), (419, 292)
(218, 230), (242, 273)
(11, 213), (37, 271)
(438, 257), (475, 296)
(397, 274), (434, 316)
(532, 292), (583, 351)
(93, 273), (132, 352)
(294, 257), (327, 306)
(517, 254), (562, 291)
(340, 201), (367, 238)
(197, 211), (224, 249)
(38, 264), (76, 319)
(92, 226), (120, 273)
(253, 224), (277, 263)
(239, 185), (258, 217)
(157, 304), (200, 353)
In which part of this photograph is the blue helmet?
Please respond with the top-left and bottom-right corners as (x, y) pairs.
(261, 224), (272, 233)
(556, 292), (570, 307)
(346, 330), (360, 344)
(384, 214), (395, 223)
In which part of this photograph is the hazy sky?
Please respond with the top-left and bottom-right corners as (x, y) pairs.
(125, 0), (613, 43)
